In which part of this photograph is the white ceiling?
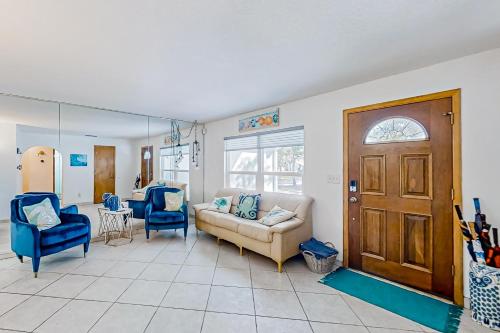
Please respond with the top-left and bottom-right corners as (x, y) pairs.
(1, 1), (500, 122)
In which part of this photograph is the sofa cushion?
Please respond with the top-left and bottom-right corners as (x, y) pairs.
(40, 222), (88, 247)
(197, 210), (243, 232)
(148, 211), (185, 223)
(237, 221), (272, 243)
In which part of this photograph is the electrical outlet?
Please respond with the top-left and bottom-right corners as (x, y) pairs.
(327, 174), (341, 184)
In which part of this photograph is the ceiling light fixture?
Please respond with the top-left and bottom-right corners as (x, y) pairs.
(144, 116), (151, 160)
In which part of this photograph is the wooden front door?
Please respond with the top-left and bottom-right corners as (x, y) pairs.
(141, 146), (153, 187)
(94, 145), (116, 203)
(347, 98), (454, 299)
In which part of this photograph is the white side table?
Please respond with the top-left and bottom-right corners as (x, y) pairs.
(98, 207), (134, 246)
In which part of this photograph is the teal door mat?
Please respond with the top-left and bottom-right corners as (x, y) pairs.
(320, 268), (463, 333)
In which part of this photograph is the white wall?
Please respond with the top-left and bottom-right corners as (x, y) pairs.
(0, 123), (17, 220)
(204, 47), (500, 297)
(15, 128), (138, 205)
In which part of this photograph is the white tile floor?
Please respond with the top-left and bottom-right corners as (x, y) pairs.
(0, 227), (494, 333)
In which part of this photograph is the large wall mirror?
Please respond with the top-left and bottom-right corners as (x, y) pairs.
(0, 93), (202, 256)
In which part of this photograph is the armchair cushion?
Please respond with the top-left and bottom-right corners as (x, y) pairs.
(40, 222), (89, 247)
(148, 211), (185, 224)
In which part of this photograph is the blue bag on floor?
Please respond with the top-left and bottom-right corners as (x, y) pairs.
(299, 238), (338, 259)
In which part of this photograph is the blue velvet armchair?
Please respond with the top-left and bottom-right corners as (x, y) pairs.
(145, 187), (188, 239)
(127, 185), (165, 219)
(11, 193), (91, 277)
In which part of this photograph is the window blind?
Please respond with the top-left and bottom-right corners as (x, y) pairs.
(224, 126), (304, 151)
(224, 136), (258, 151)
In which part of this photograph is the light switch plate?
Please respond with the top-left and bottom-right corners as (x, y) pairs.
(327, 174), (341, 184)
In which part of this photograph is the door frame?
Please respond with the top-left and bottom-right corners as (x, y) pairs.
(342, 89), (463, 305)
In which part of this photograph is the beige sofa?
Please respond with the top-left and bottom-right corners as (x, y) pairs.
(194, 188), (313, 272)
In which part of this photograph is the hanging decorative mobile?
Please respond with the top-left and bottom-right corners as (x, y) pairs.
(167, 119), (201, 169)
(192, 122), (200, 170)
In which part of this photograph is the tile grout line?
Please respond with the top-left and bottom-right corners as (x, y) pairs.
(30, 246), (149, 333)
(0, 259), (78, 328)
(17, 267), (88, 332)
(28, 233), (166, 333)
(285, 270), (314, 332)
(142, 234), (188, 333)
(338, 292), (370, 331)
(248, 245), (258, 332)
(84, 234), (172, 333)
(199, 233), (221, 333)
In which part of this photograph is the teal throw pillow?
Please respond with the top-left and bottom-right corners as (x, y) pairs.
(234, 193), (261, 220)
(207, 196), (233, 214)
(22, 198), (61, 230)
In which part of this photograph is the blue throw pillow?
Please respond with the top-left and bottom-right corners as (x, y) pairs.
(234, 193), (261, 220)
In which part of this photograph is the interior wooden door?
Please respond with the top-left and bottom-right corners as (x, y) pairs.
(94, 145), (116, 203)
(141, 146), (153, 187)
(347, 98), (454, 299)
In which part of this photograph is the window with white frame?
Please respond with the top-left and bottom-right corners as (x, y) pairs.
(160, 144), (190, 188)
(224, 127), (304, 194)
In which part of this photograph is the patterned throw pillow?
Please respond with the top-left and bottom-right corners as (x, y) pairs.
(234, 193), (261, 220)
(22, 198), (61, 230)
(259, 205), (296, 226)
(164, 190), (184, 211)
(207, 196), (233, 214)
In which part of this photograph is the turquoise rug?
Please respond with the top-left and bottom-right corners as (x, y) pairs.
(320, 268), (463, 333)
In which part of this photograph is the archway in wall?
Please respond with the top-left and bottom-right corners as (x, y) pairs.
(20, 146), (63, 200)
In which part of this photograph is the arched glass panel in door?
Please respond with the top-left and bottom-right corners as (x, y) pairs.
(364, 117), (428, 144)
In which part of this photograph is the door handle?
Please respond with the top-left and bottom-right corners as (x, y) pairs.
(349, 196), (358, 203)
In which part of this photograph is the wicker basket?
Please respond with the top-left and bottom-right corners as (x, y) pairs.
(302, 242), (338, 274)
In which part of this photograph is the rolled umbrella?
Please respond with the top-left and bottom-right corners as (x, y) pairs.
(454, 205), (475, 261)
(473, 198), (492, 251)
